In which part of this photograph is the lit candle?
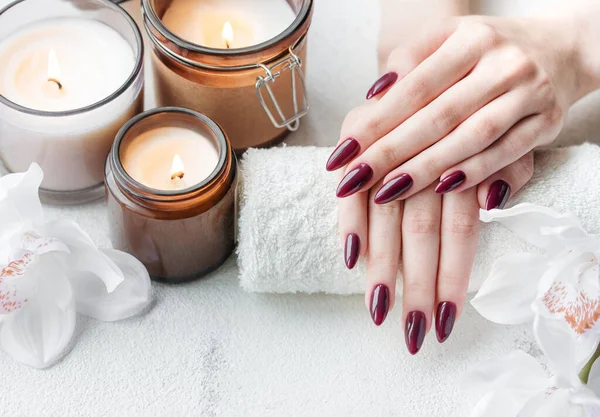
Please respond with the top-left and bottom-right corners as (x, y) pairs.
(0, 0), (144, 203)
(161, 0), (296, 49)
(120, 126), (220, 192)
(106, 108), (237, 283)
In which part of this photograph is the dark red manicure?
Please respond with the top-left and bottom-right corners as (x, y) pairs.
(405, 311), (426, 355)
(326, 138), (361, 171)
(485, 180), (511, 210)
(435, 302), (457, 343)
(366, 72), (398, 100)
(374, 173), (413, 204)
(344, 233), (360, 270)
(336, 163), (373, 198)
(370, 284), (390, 326)
(435, 171), (466, 194)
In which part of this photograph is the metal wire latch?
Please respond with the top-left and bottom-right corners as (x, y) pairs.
(255, 48), (309, 132)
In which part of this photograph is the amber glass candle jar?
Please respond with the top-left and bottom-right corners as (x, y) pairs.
(105, 107), (237, 283)
(141, 0), (313, 153)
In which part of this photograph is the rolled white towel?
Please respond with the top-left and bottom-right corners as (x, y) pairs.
(237, 143), (600, 294)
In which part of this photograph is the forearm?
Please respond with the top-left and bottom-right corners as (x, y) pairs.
(571, 2), (600, 97)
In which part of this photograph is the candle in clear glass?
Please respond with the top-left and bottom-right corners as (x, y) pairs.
(142, 0), (313, 153)
(0, 0), (144, 204)
(105, 107), (237, 283)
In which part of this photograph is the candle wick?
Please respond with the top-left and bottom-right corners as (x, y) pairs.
(48, 78), (63, 90)
(171, 171), (185, 180)
(225, 40), (230, 49)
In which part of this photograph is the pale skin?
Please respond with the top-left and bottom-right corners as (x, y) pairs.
(330, 0), (600, 354)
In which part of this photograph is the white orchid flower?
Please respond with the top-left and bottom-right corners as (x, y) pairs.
(471, 203), (600, 367)
(0, 164), (151, 369)
(463, 314), (600, 417)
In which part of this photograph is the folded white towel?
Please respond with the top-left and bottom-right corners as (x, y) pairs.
(238, 143), (600, 294)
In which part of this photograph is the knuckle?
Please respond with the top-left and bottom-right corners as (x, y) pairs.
(404, 208), (440, 235)
(512, 153), (535, 181)
(463, 21), (499, 50)
(363, 113), (385, 139)
(472, 118), (501, 145)
(406, 77), (430, 103)
(443, 211), (479, 239)
(474, 155), (493, 177)
(438, 274), (468, 293)
(504, 47), (537, 81)
(377, 142), (402, 169)
(431, 104), (460, 133)
(372, 201), (402, 216)
(371, 251), (398, 267)
(404, 280), (432, 297)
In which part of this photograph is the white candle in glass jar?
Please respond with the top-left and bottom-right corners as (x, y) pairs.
(0, 8), (143, 201)
(120, 126), (220, 191)
(161, 0), (296, 49)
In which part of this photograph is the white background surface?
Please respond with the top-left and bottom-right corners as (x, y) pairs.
(1, 0), (599, 416)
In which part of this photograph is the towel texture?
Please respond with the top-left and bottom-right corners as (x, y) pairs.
(238, 144), (600, 294)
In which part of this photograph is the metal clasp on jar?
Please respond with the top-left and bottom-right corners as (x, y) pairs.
(255, 47), (309, 132)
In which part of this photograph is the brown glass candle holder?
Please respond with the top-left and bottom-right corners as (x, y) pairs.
(105, 107), (237, 283)
(141, 0), (313, 153)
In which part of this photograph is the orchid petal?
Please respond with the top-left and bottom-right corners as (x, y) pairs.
(462, 350), (547, 416)
(533, 314), (596, 388)
(68, 249), (151, 322)
(518, 389), (590, 417)
(471, 253), (547, 324)
(480, 204), (586, 253)
(0, 269), (75, 369)
(0, 163), (44, 227)
(39, 220), (124, 293)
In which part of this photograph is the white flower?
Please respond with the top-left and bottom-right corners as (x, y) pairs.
(463, 315), (600, 417)
(0, 164), (151, 369)
(471, 203), (600, 368)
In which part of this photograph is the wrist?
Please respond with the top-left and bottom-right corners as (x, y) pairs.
(557, 3), (600, 102)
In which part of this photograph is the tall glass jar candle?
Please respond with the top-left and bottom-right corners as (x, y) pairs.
(105, 107), (237, 283)
(142, 0), (313, 153)
(0, 0), (144, 204)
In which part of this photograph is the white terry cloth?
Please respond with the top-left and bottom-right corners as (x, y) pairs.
(238, 143), (600, 294)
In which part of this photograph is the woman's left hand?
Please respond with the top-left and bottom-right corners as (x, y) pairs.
(327, 15), (583, 202)
(337, 125), (535, 354)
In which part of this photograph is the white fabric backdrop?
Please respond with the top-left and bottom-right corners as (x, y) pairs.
(0, 0), (598, 415)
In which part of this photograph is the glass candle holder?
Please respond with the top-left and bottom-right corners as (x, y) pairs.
(105, 107), (237, 283)
(142, 0), (313, 153)
(0, 0), (144, 204)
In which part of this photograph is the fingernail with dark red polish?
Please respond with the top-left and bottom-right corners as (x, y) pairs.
(485, 180), (511, 210)
(344, 233), (360, 270)
(366, 72), (398, 100)
(326, 138), (361, 171)
(435, 171), (466, 194)
(435, 302), (457, 343)
(374, 173), (413, 204)
(370, 284), (390, 326)
(405, 311), (426, 355)
(336, 163), (373, 198)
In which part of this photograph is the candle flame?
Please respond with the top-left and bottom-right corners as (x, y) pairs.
(47, 49), (62, 89)
(170, 154), (185, 180)
(222, 21), (234, 48)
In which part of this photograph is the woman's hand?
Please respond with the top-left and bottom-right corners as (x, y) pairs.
(327, 15), (590, 202)
(337, 112), (535, 354)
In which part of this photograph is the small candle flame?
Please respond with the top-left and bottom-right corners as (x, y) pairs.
(170, 154), (185, 180)
(222, 21), (234, 49)
(47, 49), (62, 89)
